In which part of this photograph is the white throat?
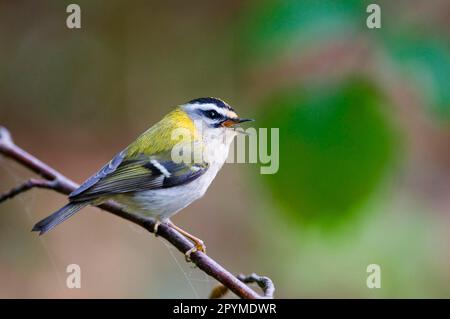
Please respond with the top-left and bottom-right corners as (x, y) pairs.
(193, 120), (236, 166)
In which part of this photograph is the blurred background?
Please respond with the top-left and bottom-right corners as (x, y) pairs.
(1, 0), (450, 298)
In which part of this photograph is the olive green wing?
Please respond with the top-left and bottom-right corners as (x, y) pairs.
(69, 150), (126, 199)
(68, 152), (208, 202)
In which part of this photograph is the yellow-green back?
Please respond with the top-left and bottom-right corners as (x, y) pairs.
(126, 107), (199, 157)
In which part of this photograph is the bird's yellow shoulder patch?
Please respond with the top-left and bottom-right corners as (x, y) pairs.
(126, 107), (199, 156)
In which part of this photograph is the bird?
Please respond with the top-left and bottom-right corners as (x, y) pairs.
(32, 97), (253, 259)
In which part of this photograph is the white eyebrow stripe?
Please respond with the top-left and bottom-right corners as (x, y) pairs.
(191, 103), (229, 117)
(150, 159), (171, 178)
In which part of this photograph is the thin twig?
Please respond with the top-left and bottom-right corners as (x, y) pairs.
(238, 273), (275, 298)
(0, 126), (273, 299)
(0, 178), (57, 203)
(210, 273), (275, 299)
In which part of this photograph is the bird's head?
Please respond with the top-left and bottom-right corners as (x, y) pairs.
(181, 97), (253, 132)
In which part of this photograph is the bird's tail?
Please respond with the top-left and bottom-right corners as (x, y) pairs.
(32, 202), (88, 235)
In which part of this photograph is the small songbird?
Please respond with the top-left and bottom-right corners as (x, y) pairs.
(32, 97), (253, 258)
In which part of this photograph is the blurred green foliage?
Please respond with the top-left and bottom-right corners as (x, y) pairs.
(258, 79), (398, 227)
(234, 0), (450, 297)
(238, 0), (364, 62)
(383, 33), (450, 119)
(239, 0), (448, 228)
(239, 0), (450, 119)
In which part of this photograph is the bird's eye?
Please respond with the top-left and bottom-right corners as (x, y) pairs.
(205, 110), (220, 119)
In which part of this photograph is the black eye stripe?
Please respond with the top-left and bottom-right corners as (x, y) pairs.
(202, 109), (222, 120)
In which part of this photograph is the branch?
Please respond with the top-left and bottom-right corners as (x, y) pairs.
(210, 273), (275, 299)
(0, 178), (57, 203)
(0, 126), (273, 299)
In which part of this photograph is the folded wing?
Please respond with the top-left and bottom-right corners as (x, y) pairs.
(69, 152), (208, 202)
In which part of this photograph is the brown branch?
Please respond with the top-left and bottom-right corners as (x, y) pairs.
(0, 126), (273, 299)
(210, 273), (275, 299)
(0, 178), (57, 203)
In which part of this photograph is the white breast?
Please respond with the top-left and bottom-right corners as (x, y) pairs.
(116, 128), (236, 221)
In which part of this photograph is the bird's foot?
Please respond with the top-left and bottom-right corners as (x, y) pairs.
(185, 239), (206, 262)
(153, 220), (161, 237)
(165, 221), (206, 262)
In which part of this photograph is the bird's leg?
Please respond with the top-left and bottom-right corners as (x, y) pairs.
(167, 221), (206, 261)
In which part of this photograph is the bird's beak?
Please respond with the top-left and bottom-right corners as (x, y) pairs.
(221, 118), (254, 128)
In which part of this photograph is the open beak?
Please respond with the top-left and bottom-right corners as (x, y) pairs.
(221, 118), (254, 128)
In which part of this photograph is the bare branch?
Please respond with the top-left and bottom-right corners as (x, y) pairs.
(0, 126), (274, 299)
(0, 178), (57, 203)
(238, 273), (275, 298)
(210, 273), (275, 299)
